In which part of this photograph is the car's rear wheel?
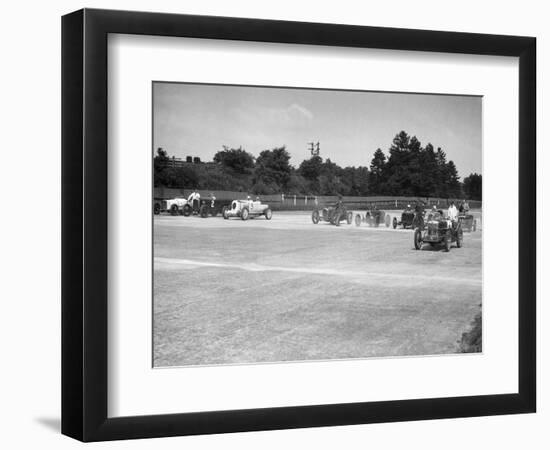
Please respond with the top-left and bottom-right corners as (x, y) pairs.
(222, 207), (229, 220)
(182, 205), (192, 216)
(170, 204), (178, 216)
(265, 208), (273, 220)
(311, 209), (320, 224)
(199, 205), (208, 218)
(473, 220), (477, 232)
(385, 214), (391, 227)
(211, 210), (217, 217)
(241, 208), (249, 220)
(414, 228), (423, 250)
(154, 203), (161, 215)
(393, 217), (397, 229)
(355, 214), (361, 226)
(347, 211), (353, 224)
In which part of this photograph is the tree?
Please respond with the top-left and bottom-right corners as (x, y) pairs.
(298, 155), (323, 193)
(368, 148), (386, 194)
(254, 146), (292, 190)
(463, 173), (482, 200)
(153, 148), (170, 187)
(213, 146), (255, 174)
(446, 160), (462, 198)
(383, 131), (417, 195)
(416, 143), (438, 197)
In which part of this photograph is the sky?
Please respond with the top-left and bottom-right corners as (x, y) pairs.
(153, 82), (482, 179)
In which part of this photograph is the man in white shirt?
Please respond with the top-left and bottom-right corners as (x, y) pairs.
(188, 189), (200, 211)
(447, 201), (458, 222)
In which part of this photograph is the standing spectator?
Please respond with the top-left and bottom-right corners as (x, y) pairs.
(188, 189), (200, 212)
(447, 201), (458, 221)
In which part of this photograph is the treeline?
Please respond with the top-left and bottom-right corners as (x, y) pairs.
(154, 131), (482, 200)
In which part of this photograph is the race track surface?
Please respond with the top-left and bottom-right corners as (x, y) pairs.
(153, 210), (482, 367)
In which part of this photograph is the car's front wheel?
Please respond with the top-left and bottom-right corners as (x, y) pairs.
(222, 207), (229, 219)
(182, 204), (192, 216)
(444, 235), (451, 252)
(456, 228), (464, 248)
(241, 208), (249, 220)
(385, 214), (391, 227)
(347, 211), (353, 225)
(154, 203), (161, 215)
(199, 205), (208, 218)
(264, 208), (272, 220)
(414, 228), (423, 250)
(355, 214), (361, 226)
(393, 217), (397, 229)
(170, 204), (178, 216)
(311, 209), (320, 224)
(473, 220), (477, 232)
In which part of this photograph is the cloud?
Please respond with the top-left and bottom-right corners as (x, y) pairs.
(231, 102), (314, 129)
(287, 103), (314, 120)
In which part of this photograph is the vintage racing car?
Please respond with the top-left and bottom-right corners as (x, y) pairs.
(458, 212), (477, 232)
(354, 208), (389, 227)
(413, 210), (463, 252)
(163, 197), (190, 216)
(392, 206), (422, 229)
(311, 204), (353, 226)
(222, 199), (273, 220)
(198, 198), (231, 218)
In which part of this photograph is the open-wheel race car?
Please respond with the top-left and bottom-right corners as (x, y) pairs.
(458, 212), (477, 232)
(392, 207), (423, 229)
(222, 199), (273, 220)
(354, 208), (389, 227)
(197, 198), (231, 218)
(413, 210), (463, 252)
(311, 204), (353, 226)
(163, 197), (190, 216)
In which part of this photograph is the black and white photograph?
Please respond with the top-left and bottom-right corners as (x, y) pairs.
(152, 82), (483, 368)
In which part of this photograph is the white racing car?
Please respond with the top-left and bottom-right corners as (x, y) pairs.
(164, 197), (190, 216)
(222, 199), (273, 220)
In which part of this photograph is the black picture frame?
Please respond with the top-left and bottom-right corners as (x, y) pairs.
(62, 8), (536, 442)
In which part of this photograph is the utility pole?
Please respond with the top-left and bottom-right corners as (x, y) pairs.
(308, 141), (320, 156)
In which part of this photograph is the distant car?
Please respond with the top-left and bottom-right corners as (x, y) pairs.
(354, 208), (388, 227)
(311, 204), (353, 226)
(413, 210), (463, 252)
(223, 199), (272, 220)
(458, 212), (477, 232)
(392, 207), (422, 229)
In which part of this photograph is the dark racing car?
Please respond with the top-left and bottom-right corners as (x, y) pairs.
(392, 206), (421, 229)
(354, 208), (389, 227)
(311, 203), (353, 226)
(413, 210), (463, 252)
(198, 197), (231, 218)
